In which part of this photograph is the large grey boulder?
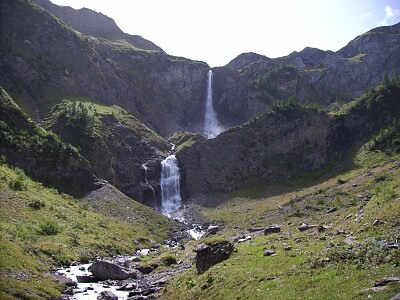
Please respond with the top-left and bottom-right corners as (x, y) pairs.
(195, 240), (234, 274)
(89, 260), (140, 280)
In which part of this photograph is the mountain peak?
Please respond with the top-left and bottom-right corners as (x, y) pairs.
(32, 0), (163, 52)
(227, 52), (271, 69)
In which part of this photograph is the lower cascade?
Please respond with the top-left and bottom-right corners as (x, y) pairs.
(160, 155), (182, 215)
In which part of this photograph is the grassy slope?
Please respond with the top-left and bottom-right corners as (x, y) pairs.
(162, 147), (400, 299)
(169, 131), (206, 152)
(0, 164), (178, 300)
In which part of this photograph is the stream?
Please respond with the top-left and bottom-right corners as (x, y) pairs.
(57, 263), (128, 299)
(57, 219), (204, 299)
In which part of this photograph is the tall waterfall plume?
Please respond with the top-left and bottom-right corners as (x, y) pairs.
(160, 155), (182, 215)
(204, 70), (222, 139)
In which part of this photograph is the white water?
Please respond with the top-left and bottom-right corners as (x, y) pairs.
(204, 70), (222, 139)
(187, 225), (205, 240)
(160, 155), (182, 216)
(57, 263), (128, 299)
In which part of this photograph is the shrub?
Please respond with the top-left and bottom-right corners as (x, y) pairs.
(38, 220), (62, 235)
(186, 278), (196, 289)
(28, 198), (45, 210)
(14, 168), (26, 178)
(9, 179), (25, 191)
(206, 273), (215, 285)
(160, 253), (177, 266)
(374, 181), (395, 202)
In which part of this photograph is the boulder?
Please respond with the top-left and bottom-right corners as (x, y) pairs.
(195, 240), (234, 273)
(89, 260), (140, 280)
(237, 236), (251, 243)
(137, 265), (154, 274)
(372, 219), (384, 226)
(76, 275), (99, 283)
(128, 287), (160, 297)
(264, 225), (281, 234)
(207, 226), (220, 234)
(389, 293), (400, 300)
(264, 250), (276, 256)
(344, 214), (353, 221)
(298, 223), (318, 231)
(248, 227), (265, 233)
(317, 225), (329, 232)
(128, 296), (148, 300)
(327, 207), (337, 213)
(97, 290), (118, 300)
(117, 283), (137, 291)
(298, 223), (311, 231)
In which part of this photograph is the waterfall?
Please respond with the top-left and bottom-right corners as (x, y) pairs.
(142, 163), (149, 180)
(160, 155), (182, 215)
(204, 70), (222, 139)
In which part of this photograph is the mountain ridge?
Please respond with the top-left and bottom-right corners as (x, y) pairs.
(31, 0), (163, 52)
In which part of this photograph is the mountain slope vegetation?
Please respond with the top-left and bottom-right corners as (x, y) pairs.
(44, 99), (169, 205)
(0, 86), (99, 196)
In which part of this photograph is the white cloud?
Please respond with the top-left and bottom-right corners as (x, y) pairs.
(378, 5), (400, 26)
(386, 6), (394, 18)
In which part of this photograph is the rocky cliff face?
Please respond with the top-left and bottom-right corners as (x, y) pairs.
(178, 106), (333, 198)
(177, 81), (400, 201)
(44, 100), (170, 206)
(0, 86), (100, 196)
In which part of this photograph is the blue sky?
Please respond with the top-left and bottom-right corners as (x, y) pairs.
(49, 0), (400, 67)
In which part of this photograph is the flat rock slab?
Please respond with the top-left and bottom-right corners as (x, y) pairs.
(248, 227), (265, 233)
(374, 277), (400, 287)
(47, 273), (77, 287)
(76, 275), (99, 283)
